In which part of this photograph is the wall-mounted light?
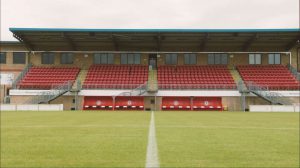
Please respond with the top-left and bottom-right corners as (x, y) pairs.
(84, 54), (89, 58)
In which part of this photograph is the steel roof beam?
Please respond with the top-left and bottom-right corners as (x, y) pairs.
(285, 36), (300, 51)
(111, 35), (119, 51)
(242, 33), (259, 51)
(13, 33), (34, 51)
(200, 33), (210, 51)
(62, 33), (77, 51)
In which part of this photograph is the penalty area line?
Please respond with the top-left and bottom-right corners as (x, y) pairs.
(145, 111), (159, 168)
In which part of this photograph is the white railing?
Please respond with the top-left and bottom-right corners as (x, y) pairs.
(158, 84), (237, 90)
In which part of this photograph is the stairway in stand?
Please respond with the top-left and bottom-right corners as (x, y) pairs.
(147, 69), (158, 92)
(72, 68), (88, 90)
(230, 69), (247, 92)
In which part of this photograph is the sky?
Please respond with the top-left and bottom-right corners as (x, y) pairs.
(1, 0), (299, 41)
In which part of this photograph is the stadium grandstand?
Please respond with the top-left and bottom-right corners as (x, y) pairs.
(0, 28), (299, 111)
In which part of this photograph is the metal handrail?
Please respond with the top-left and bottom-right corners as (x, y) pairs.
(12, 63), (32, 89)
(81, 83), (237, 90)
(25, 81), (72, 104)
(287, 64), (300, 81)
(158, 83), (237, 90)
(247, 81), (291, 105)
(117, 82), (147, 96)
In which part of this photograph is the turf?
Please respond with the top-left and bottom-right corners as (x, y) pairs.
(155, 112), (299, 168)
(1, 111), (150, 167)
(1, 111), (299, 168)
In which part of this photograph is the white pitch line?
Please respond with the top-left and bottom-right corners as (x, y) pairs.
(145, 111), (159, 168)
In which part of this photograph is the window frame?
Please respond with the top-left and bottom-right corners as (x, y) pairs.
(0, 52), (6, 64)
(41, 52), (55, 64)
(249, 53), (262, 65)
(268, 53), (281, 65)
(94, 53), (114, 64)
(60, 53), (74, 64)
(13, 52), (26, 64)
(184, 53), (197, 65)
(120, 53), (141, 65)
(207, 53), (228, 65)
(165, 53), (178, 65)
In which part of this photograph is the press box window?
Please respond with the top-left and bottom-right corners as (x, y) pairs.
(165, 53), (177, 65)
(120, 53), (141, 64)
(61, 53), (74, 64)
(94, 53), (114, 64)
(208, 53), (228, 64)
(13, 52), (26, 64)
(0, 52), (6, 64)
(41, 52), (55, 64)
(268, 53), (281, 64)
(249, 54), (261, 64)
(184, 53), (197, 65)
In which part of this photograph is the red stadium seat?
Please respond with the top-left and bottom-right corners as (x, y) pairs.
(82, 65), (148, 89)
(237, 65), (300, 90)
(18, 66), (80, 89)
(157, 65), (236, 90)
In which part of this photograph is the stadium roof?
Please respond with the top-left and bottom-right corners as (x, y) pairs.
(10, 28), (300, 52)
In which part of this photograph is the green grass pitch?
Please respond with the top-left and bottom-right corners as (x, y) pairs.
(1, 111), (299, 168)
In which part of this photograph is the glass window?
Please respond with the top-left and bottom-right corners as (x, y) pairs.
(94, 54), (101, 64)
(121, 54), (127, 64)
(184, 53), (197, 64)
(13, 52), (26, 64)
(208, 54), (214, 64)
(215, 54), (221, 64)
(128, 54), (134, 64)
(269, 53), (281, 64)
(134, 54), (141, 64)
(100, 54), (107, 63)
(249, 54), (261, 65)
(120, 53), (141, 64)
(274, 54), (280, 64)
(94, 53), (114, 64)
(268, 54), (274, 64)
(61, 53), (74, 64)
(208, 53), (228, 64)
(107, 54), (114, 64)
(165, 53), (177, 65)
(249, 54), (255, 64)
(221, 54), (228, 64)
(41, 52), (55, 64)
(256, 54), (261, 64)
(0, 52), (6, 64)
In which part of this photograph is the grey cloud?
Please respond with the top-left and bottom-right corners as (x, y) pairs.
(1, 0), (299, 41)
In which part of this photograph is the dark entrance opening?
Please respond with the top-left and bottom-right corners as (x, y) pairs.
(148, 54), (157, 70)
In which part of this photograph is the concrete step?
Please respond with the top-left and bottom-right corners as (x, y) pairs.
(230, 69), (247, 91)
(147, 70), (158, 92)
(72, 69), (88, 90)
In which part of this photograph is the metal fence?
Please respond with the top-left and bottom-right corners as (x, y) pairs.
(82, 84), (147, 90)
(247, 81), (291, 105)
(25, 81), (73, 104)
(81, 83), (237, 90)
(158, 84), (237, 90)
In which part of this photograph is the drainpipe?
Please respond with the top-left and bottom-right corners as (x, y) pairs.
(297, 47), (300, 72)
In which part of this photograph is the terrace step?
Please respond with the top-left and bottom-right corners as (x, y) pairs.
(230, 69), (247, 92)
(147, 69), (158, 92)
(72, 69), (88, 90)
